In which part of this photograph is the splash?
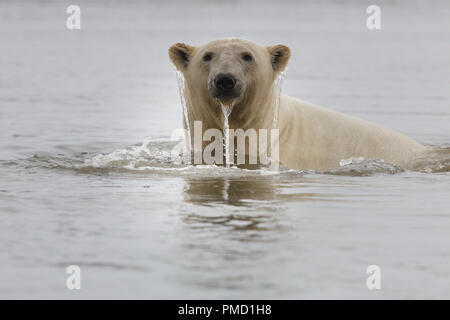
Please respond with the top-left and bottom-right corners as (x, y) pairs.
(339, 157), (365, 167)
(83, 137), (182, 170)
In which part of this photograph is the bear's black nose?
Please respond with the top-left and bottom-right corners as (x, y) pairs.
(215, 74), (236, 91)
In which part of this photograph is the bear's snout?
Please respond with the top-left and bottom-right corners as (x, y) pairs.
(215, 74), (236, 91)
(210, 73), (241, 101)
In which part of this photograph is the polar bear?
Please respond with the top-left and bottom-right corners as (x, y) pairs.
(169, 38), (426, 170)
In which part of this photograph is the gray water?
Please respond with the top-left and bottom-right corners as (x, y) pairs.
(1, 0), (450, 299)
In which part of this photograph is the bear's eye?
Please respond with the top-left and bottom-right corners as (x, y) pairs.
(203, 53), (212, 62)
(242, 53), (253, 62)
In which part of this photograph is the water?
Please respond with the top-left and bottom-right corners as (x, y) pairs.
(1, 0), (450, 299)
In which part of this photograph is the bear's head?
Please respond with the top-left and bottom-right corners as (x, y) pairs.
(169, 38), (290, 112)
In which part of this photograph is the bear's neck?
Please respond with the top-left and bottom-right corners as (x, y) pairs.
(185, 86), (279, 135)
(182, 85), (281, 167)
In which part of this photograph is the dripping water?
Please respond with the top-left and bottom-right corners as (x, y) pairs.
(175, 70), (192, 163)
(220, 102), (236, 167)
(268, 72), (285, 169)
(271, 72), (285, 135)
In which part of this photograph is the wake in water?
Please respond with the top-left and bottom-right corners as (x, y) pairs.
(4, 138), (450, 177)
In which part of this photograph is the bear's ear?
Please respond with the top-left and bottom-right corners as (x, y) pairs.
(169, 43), (195, 71)
(267, 45), (291, 72)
